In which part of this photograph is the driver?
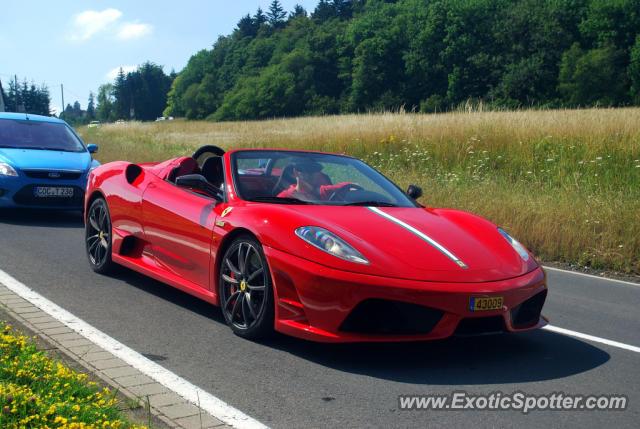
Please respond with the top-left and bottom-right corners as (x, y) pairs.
(277, 161), (355, 201)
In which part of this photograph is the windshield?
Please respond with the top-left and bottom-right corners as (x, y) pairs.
(232, 150), (418, 207)
(0, 119), (86, 152)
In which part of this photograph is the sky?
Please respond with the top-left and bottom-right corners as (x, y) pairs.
(1, 1), (321, 115)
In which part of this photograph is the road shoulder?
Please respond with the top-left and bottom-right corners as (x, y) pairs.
(0, 281), (232, 429)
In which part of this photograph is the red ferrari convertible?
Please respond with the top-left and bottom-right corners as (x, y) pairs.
(85, 145), (548, 342)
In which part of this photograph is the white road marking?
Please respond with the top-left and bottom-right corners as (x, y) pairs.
(543, 325), (640, 354)
(0, 268), (268, 429)
(543, 266), (640, 287)
(2, 264), (638, 429)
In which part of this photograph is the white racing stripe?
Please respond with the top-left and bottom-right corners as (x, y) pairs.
(543, 325), (640, 354)
(0, 268), (268, 429)
(366, 206), (468, 269)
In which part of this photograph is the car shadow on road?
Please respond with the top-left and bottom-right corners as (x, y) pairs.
(0, 208), (84, 228)
(108, 267), (227, 325)
(108, 266), (610, 385)
(259, 330), (610, 385)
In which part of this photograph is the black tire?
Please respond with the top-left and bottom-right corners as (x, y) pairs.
(85, 198), (115, 274)
(219, 234), (274, 339)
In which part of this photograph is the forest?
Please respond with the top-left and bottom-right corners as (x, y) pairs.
(3, 0), (640, 122)
(162, 0), (640, 121)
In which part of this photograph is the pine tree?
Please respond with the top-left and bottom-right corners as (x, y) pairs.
(254, 8), (267, 27)
(113, 68), (129, 119)
(236, 14), (257, 38)
(267, 0), (287, 26)
(312, 0), (335, 23)
(87, 92), (96, 121)
(290, 4), (307, 19)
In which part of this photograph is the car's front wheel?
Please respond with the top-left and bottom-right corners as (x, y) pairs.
(85, 198), (114, 274)
(219, 235), (274, 339)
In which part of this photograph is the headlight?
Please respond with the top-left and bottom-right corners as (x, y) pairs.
(497, 228), (530, 261)
(0, 163), (18, 177)
(295, 226), (369, 264)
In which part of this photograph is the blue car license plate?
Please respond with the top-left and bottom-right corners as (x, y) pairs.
(34, 186), (74, 198)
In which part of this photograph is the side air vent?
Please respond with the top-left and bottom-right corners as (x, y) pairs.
(125, 164), (143, 184)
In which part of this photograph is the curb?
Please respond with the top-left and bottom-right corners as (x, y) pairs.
(0, 281), (233, 429)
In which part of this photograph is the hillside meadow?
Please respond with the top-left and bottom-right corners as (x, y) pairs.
(78, 108), (640, 275)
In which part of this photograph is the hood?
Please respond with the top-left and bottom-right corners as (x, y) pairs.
(0, 148), (92, 171)
(260, 205), (538, 283)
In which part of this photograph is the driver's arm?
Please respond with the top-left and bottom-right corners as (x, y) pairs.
(318, 182), (355, 200)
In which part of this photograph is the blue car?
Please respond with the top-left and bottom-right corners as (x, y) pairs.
(0, 112), (99, 210)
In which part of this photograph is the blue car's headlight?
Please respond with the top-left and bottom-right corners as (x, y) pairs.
(0, 163), (18, 177)
(498, 227), (530, 261)
(295, 226), (369, 264)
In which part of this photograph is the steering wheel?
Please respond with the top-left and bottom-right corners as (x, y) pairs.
(328, 183), (364, 201)
(192, 145), (225, 166)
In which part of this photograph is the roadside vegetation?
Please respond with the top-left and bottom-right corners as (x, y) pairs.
(80, 107), (640, 275)
(0, 323), (145, 428)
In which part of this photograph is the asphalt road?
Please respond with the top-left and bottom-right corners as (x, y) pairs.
(0, 208), (638, 428)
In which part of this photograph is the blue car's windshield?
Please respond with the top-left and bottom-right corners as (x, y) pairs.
(0, 119), (86, 152)
(232, 150), (419, 207)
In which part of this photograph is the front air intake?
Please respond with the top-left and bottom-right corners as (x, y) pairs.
(454, 316), (506, 336)
(511, 290), (547, 328)
(339, 299), (444, 335)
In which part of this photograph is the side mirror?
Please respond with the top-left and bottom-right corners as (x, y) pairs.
(87, 144), (98, 153)
(176, 174), (223, 200)
(407, 184), (422, 200)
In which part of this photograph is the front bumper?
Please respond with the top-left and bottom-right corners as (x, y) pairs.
(0, 175), (86, 209)
(265, 246), (548, 343)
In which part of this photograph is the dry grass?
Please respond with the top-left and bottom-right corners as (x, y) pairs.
(78, 107), (640, 274)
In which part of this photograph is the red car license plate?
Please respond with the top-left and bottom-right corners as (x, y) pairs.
(34, 187), (74, 198)
(469, 296), (503, 311)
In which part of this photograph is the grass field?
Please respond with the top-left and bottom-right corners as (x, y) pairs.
(78, 108), (640, 275)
